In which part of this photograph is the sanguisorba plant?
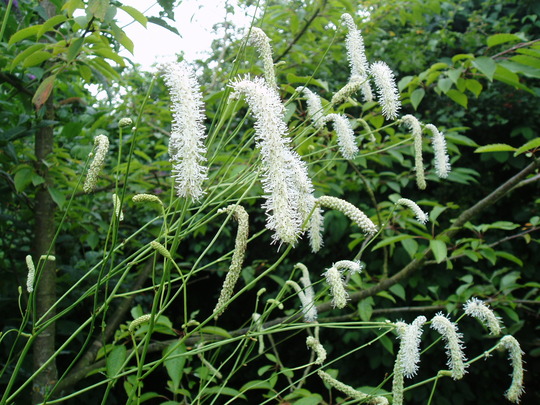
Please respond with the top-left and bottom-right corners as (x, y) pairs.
(2, 10), (529, 405)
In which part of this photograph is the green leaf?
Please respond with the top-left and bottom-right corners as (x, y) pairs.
(10, 44), (46, 70)
(494, 251), (523, 267)
(514, 137), (540, 156)
(200, 326), (232, 339)
(79, 64), (92, 82)
(437, 77), (452, 93)
(148, 16), (180, 36)
(474, 143), (516, 153)
(510, 54), (540, 69)
(32, 75), (56, 110)
(14, 167), (33, 192)
(446, 89), (468, 108)
(358, 298), (373, 321)
(106, 345), (126, 378)
(429, 239), (447, 263)
(163, 343), (186, 391)
(48, 187), (66, 208)
(22, 51), (52, 67)
(389, 284), (406, 300)
(120, 5), (147, 27)
(487, 33), (521, 48)
(447, 68), (463, 84)
(93, 47), (126, 66)
(472, 56), (497, 81)
(410, 88), (425, 110)
(465, 79), (482, 97)
(9, 25), (42, 45)
(88, 0), (110, 20)
(493, 65), (521, 88)
(38, 15), (68, 38)
(67, 37), (84, 62)
(372, 235), (414, 251)
(202, 386), (246, 400)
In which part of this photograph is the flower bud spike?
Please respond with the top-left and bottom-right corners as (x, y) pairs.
(317, 196), (377, 236)
(401, 115), (426, 190)
(83, 134), (109, 193)
(463, 298), (502, 335)
(396, 198), (428, 224)
(425, 124), (451, 179)
(26, 255), (35, 293)
(430, 313), (468, 380)
(112, 193), (124, 221)
(247, 27), (277, 90)
(129, 314), (152, 333)
(297, 86), (325, 129)
(132, 193), (164, 206)
(322, 265), (348, 309)
(324, 114), (359, 160)
(213, 205), (249, 319)
(498, 335), (525, 403)
(318, 370), (389, 404)
(306, 336), (326, 365)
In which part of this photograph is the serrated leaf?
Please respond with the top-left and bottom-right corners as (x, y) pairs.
(437, 77), (452, 93)
(472, 56), (497, 81)
(163, 343), (186, 391)
(32, 75), (56, 110)
(465, 79), (482, 97)
(23, 51), (52, 67)
(514, 137), (540, 156)
(429, 239), (447, 263)
(410, 88), (425, 110)
(447, 68), (463, 84)
(67, 37), (84, 62)
(10, 44), (46, 70)
(487, 33), (521, 48)
(120, 5), (147, 27)
(9, 25), (42, 45)
(88, 0), (109, 20)
(446, 89), (468, 108)
(48, 187), (65, 208)
(14, 167), (33, 192)
(474, 143), (516, 153)
(38, 15), (68, 38)
(106, 345), (126, 378)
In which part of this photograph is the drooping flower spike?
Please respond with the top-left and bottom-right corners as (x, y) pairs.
(396, 198), (428, 224)
(498, 335), (525, 403)
(430, 313), (468, 380)
(463, 297), (502, 335)
(318, 370), (389, 405)
(162, 61), (208, 201)
(317, 196), (378, 236)
(83, 134), (109, 193)
(401, 114), (426, 190)
(247, 27), (277, 90)
(306, 336), (326, 364)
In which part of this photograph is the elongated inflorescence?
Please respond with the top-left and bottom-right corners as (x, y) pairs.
(112, 193), (124, 221)
(247, 27), (277, 90)
(370, 61), (400, 120)
(464, 298), (502, 335)
(132, 193), (164, 206)
(322, 264), (349, 309)
(26, 255), (35, 293)
(317, 196), (378, 236)
(286, 263), (318, 322)
(318, 370), (388, 405)
(396, 198), (428, 224)
(297, 86), (325, 129)
(162, 61), (208, 201)
(213, 204), (249, 319)
(230, 76), (317, 247)
(129, 314), (152, 333)
(425, 124), (451, 179)
(83, 134), (109, 193)
(306, 336), (327, 364)
(324, 113), (359, 160)
(498, 335), (525, 403)
(401, 114), (426, 190)
(430, 313), (468, 380)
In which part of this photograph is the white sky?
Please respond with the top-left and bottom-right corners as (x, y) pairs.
(117, 0), (255, 70)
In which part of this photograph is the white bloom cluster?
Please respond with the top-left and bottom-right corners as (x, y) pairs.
(317, 196), (378, 236)
(162, 62), (208, 201)
(213, 205), (249, 319)
(425, 124), (451, 179)
(324, 114), (359, 160)
(498, 335), (525, 403)
(340, 13), (373, 102)
(286, 263), (318, 322)
(247, 27), (277, 91)
(83, 134), (109, 193)
(322, 265), (348, 308)
(306, 336), (327, 364)
(401, 115), (426, 190)
(333, 260), (363, 275)
(430, 313), (468, 380)
(370, 61), (401, 120)
(297, 86), (325, 129)
(230, 76), (317, 247)
(112, 193), (124, 221)
(464, 298), (502, 335)
(396, 198), (428, 224)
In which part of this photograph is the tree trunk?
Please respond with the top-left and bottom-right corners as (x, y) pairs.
(31, 90), (57, 404)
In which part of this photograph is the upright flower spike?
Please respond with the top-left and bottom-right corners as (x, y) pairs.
(297, 86), (325, 129)
(396, 316), (427, 378)
(230, 76), (314, 246)
(498, 335), (525, 403)
(162, 61), (208, 201)
(396, 198), (428, 224)
(317, 196), (378, 236)
(425, 124), (451, 179)
(322, 265), (348, 309)
(430, 313), (468, 380)
(83, 134), (109, 193)
(401, 115), (426, 190)
(26, 255), (35, 293)
(324, 114), (359, 160)
(247, 27), (277, 90)
(318, 370), (389, 405)
(370, 61), (401, 120)
(112, 193), (124, 221)
(340, 13), (373, 102)
(288, 262), (318, 322)
(213, 205), (249, 319)
(463, 298), (502, 335)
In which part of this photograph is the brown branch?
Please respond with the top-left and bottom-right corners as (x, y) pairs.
(491, 38), (540, 59)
